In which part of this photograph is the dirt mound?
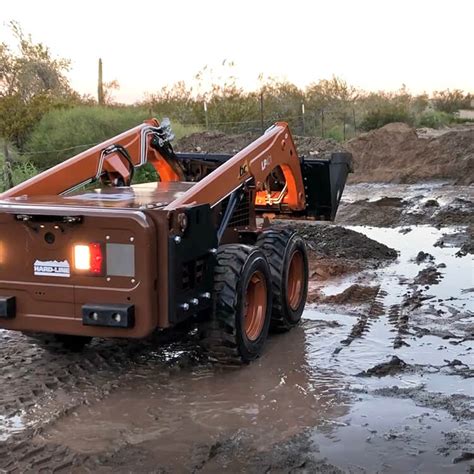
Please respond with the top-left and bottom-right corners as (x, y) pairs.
(322, 284), (380, 304)
(294, 223), (398, 261)
(346, 123), (474, 185)
(357, 356), (409, 377)
(175, 131), (345, 156)
(414, 266), (443, 285)
(177, 123), (473, 185)
(176, 131), (257, 154)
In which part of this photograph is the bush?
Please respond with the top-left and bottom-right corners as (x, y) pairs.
(0, 160), (38, 192)
(325, 125), (344, 142)
(360, 105), (414, 131)
(417, 110), (453, 128)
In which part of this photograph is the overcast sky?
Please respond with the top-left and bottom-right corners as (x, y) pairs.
(1, 0), (472, 103)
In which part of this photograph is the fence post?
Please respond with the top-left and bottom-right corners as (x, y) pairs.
(3, 142), (13, 190)
(260, 92), (264, 134)
(321, 109), (325, 138)
(301, 102), (306, 135)
(352, 108), (357, 136)
(204, 101), (209, 130)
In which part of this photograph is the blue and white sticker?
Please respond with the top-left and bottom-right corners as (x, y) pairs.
(34, 259), (70, 278)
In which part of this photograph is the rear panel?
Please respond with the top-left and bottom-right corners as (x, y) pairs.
(0, 207), (158, 338)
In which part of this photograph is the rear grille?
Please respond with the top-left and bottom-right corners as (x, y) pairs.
(221, 191), (250, 229)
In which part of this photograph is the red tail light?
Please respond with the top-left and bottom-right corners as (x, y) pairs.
(89, 243), (104, 274)
(73, 243), (104, 275)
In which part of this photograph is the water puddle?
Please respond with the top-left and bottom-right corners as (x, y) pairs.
(2, 219), (473, 471)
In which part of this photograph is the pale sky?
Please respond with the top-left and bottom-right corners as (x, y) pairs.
(1, 0), (473, 103)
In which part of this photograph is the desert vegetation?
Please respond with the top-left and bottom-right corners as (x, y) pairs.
(1, 22), (472, 191)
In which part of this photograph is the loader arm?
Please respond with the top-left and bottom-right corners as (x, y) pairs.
(166, 122), (306, 211)
(0, 119), (183, 199)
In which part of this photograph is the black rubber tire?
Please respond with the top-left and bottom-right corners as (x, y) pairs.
(257, 227), (309, 332)
(203, 244), (273, 364)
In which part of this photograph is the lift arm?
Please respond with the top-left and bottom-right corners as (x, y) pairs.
(0, 119), (183, 199)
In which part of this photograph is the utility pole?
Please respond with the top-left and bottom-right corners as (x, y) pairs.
(260, 92), (264, 134)
(98, 58), (104, 105)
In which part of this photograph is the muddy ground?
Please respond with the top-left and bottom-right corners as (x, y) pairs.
(0, 183), (473, 473)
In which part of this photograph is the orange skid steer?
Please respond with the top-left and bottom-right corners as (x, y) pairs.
(0, 119), (351, 362)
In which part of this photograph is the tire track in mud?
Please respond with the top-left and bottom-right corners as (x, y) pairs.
(334, 270), (427, 353)
(0, 327), (207, 472)
(388, 304), (410, 349)
(337, 289), (387, 349)
(0, 440), (81, 474)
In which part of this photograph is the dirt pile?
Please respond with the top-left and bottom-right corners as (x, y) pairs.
(176, 124), (474, 185)
(357, 356), (409, 377)
(294, 223), (398, 261)
(346, 123), (474, 185)
(176, 131), (256, 155)
(321, 284), (379, 304)
(176, 131), (345, 156)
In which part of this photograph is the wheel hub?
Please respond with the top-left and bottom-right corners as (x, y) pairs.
(287, 250), (304, 310)
(244, 271), (267, 341)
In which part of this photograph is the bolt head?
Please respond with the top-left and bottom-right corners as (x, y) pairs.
(181, 303), (190, 311)
(174, 235), (182, 244)
(91, 312), (99, 321)
(190, 298), (199, 306)
(202, 292), (211, 299)
(209, 248), (217, 255)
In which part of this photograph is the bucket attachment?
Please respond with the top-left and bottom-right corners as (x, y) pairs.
(301, 152), (353, 220)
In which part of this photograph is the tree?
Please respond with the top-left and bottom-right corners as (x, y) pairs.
(0, 21), (75, 187)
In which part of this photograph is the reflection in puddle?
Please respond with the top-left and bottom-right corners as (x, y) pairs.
(0, 413), (25, 441)
(41, 327), (350, 469)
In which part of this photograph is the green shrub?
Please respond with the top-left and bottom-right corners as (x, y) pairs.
(417, 110), (453, 128)
(360, 105), (414, 131)
(0, 160), (38, 192)
(12, 161), (38, 186)
(325, 125), (344, 141)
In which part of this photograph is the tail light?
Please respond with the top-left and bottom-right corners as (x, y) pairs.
(73, 243), (104, 275)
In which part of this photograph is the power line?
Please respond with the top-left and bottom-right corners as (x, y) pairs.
(20, 142), (100, 156)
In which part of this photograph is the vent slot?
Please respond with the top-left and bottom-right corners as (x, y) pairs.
(181, 258), (206, 291)
(220, 190), (250, 229)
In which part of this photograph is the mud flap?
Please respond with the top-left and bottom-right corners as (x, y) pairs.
(0, 296), (15, 319)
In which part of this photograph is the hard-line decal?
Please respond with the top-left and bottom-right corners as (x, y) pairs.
(33, 260), (71, 278)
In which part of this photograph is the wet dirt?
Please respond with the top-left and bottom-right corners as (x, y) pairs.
(0, 184), (473, 473)
(337, 182), (474, 228)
